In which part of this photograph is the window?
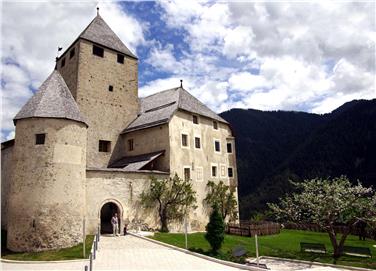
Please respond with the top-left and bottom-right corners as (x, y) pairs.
(192, 115), (198, 124)
(128, 139), (134, 151)
(196, 167), (203, 181)
(108, 85), (113, 92)
(194, 137), (201, 149)
(214, 140), (221, 152)
(181, 134), (188, 147)
(228, 167), (234, 178)
(70, 48), (75, 59)
(61, 58), (65, 68)
(93, 45), (104, 57)
(213, 121), (218, 130)
(221, 165), (226, 177)
(211, 165), (217, 177)
(227, 142), (233, 153)
(98, 140), (111, 152)
(117, 54), (124, 64)
(35, 134), (46, 145)
(184, 167), (191, 181)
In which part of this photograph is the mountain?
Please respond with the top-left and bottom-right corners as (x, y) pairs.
(220, 99), (376, 219)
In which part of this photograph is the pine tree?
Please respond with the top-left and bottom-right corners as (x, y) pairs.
(205, 205), (225, 253)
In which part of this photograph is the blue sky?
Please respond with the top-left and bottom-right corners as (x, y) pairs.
(1, 1), (375, 141)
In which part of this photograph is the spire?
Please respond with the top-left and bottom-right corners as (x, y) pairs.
(14, 70), (88, 126)
(97, 6), (99, 16)
(180, 79), (183, 88)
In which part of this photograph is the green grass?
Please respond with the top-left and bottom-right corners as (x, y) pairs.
(1, 230), (94, 261)
(151, 229), (376, 269)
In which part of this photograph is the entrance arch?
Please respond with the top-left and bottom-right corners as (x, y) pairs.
(100, 201), (122, 234)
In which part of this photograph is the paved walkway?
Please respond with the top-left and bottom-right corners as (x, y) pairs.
(93, 234), (244, 271)
(1, 259), (88, 270)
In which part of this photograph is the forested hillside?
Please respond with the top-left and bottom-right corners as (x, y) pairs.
(220, 99), (376, 219)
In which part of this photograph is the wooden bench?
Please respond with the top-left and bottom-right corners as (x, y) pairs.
(343, 246), (372, 258)
(300, 242), (327, 254)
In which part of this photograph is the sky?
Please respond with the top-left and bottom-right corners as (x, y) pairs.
(1, 0), (375, 141)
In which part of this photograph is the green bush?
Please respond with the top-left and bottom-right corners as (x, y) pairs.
(205, 205), (225, 253)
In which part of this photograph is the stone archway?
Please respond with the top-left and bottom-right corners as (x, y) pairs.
(100, 201), (122, 234)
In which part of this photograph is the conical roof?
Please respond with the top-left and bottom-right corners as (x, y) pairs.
(79, 14), (137, 59)
(14, 70), (88, 126)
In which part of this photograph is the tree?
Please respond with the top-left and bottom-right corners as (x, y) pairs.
(205, 205), (225, 253)
(140, 174), (197, 232)
(204, 180), (238, 222)
(268, 176), (376, 259)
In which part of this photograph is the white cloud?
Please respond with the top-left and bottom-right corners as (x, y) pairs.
(1, 1), (146, 141)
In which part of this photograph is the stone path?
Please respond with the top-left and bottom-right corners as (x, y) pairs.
(93, 234), (244, 271)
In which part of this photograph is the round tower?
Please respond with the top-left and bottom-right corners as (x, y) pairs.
(7, 70), (88, 252)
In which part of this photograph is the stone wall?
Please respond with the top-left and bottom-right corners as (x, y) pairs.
(168, 110), (239, 230)
(1, 145), (14, 230)
(85, 169), (169, 233)
(57, 43), (79, 99)
(7, 118), (87, 252)
(76, 40), (139, 168)
(121, 124), (170, 171)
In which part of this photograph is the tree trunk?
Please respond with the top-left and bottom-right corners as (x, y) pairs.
(328, 228), (341, 260)
(160, 208), (169, 232)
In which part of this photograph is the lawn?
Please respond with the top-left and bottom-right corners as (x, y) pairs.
(1, 230), (94, 261)
(151, 229), (376, 269)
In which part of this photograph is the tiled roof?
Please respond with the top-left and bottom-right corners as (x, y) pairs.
(108, 150), (165, 170)
(14, 70), (88, 126)
(79, 14), (137, 59)
(122, 87), (227, 133)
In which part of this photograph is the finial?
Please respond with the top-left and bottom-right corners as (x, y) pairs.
(180, 79), (183, 88)
(97, 7), (99, 15)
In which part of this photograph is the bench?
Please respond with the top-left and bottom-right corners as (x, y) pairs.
(343, 246), (372, 258)
(300, 242), (327, 254)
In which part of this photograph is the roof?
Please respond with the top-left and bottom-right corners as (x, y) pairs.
(122, 87), (228, 133)
(79, 14), (137, 59)
(1, 139), (14, 150)
(14, 70), (88, 126)
(108, 150), (165, 171)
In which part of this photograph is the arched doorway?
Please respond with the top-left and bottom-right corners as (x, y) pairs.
(100, 202), (121, 234)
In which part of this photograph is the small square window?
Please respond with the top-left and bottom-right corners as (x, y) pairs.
(99, 140), (111, 152)
(211, 166), (217, 177)
(227, 143), (233, 153)
(214, 140), (221, 152)
(194, 137), (201, 149)
(181, 134), (188, 147)
(193, 115), (198, 124)
(61, 58), (65, 68)
(213, 121), (218, 130)
(35, 134), (46, 145)
(70, 48), (75, 59)
(184, 168), (191, 181)
(93, 45), (104, 57)
(128, 139), (134, 151)
(117, 54), (124, 64)
(228, 168), (234, 178)
(108, 85), (113, 92)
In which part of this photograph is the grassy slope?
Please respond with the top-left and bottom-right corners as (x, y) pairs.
(1, 233), (94, 261)
(151, 229), (376, 269)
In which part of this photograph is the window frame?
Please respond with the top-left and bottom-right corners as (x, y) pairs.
(108, 85), (113, 92)
(183, 166), (191, 181)
(227, 142), (233, 153)
(98, 140), (111, 152)
(220, 164), (227, 177)
(128, 139), (134, 151)
(61, 57), (66, 68)
(69, 48), (75, 59)
(196, 166), (203, 182)
(213, 121), (218, 130)
(117, 54), (124, 64)
(192, 115), (199, 124)
(35, 133), (46, 145)
(214, 139), (221, 153)
(194, 136), (201, 149)
(181, 133), (189, 148)
(92, 45), (104, 58)
(228, 167), (234, 178)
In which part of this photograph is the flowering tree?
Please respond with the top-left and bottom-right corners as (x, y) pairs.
(140, 174), (197, 232)
(268, 176), (376, 259)
(204, 180), (238, 222)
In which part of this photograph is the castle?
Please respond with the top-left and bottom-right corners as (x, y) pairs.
(1, 12), (238, 252)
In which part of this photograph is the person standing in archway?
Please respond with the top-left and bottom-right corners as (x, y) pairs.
(111, 213), (120, 237)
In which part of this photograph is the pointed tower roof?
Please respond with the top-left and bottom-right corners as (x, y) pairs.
(79, 14), (137, 59)
(14, 70), (88, 126)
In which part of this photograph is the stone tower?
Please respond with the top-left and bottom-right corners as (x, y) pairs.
(8, 70), (88, 252)
(56, 13), (139, 168)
